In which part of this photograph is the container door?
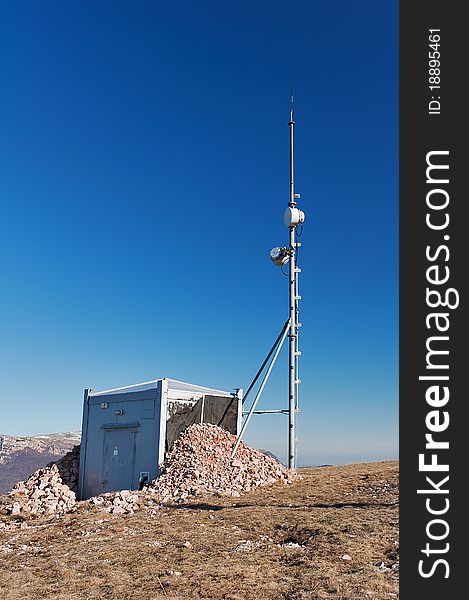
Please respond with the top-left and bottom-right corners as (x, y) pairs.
(101, 428), (136, 493)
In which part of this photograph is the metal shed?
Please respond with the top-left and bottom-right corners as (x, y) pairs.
(78, 378), (242, 500)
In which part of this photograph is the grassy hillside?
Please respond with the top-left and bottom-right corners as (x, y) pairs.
(0, 461), (398, 599)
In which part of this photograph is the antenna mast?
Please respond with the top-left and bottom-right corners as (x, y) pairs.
(231, 89), (304, 470)
(288, 92), (298, 469)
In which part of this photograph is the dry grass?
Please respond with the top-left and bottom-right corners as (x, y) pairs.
(0, 461), (398, 599)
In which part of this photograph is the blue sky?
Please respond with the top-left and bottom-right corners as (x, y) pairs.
(0, 1), (398, 465)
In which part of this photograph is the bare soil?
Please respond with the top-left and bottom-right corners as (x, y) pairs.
(0, 461), (398, 599)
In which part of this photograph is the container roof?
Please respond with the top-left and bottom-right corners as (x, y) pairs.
(88, 378), (232, 397)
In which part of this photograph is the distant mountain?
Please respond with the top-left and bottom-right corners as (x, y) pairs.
(0, 432), (81, 494)
(259, 449), (284, 465)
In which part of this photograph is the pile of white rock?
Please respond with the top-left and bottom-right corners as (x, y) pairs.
(6, 464), (76, 516)
(147, 423), (297, 503)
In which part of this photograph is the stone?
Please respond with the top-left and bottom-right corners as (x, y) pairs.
(111, 506), (126, 515)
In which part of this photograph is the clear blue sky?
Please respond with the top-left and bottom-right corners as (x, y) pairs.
(0, 1), (398, 466)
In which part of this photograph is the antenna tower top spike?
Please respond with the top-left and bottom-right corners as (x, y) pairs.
(290, 81), (294, 123)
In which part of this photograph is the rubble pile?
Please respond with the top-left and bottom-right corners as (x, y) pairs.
(88, 490), (144, 515)
(147, 423), (297, 503)
(6, 464), (76, 516)
(48, 444), (80, 493)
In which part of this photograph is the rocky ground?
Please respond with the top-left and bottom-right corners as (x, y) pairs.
(0, 460), (399, 599)
(0, 425), (399, 598)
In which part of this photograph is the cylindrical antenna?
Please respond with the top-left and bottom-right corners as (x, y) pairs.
(289, 85), (295, 208)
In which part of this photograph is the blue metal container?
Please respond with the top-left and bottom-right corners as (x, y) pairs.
(78, 378), (241, 499)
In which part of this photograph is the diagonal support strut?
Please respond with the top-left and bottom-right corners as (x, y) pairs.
(231, 319), (291, 458)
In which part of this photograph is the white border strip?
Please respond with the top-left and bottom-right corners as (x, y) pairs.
(90, 379), (159, 396)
